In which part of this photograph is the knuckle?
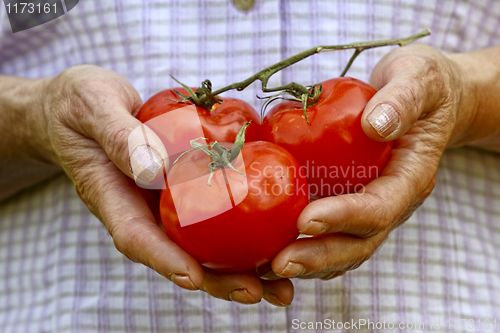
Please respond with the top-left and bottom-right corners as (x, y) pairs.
(305, 240), (338, 274)
(389, 164), (437, 229)
(420, 177), (437, 201)
(102, 122), (133, 161)
(345, 243), (377, 271)
(386, 54), (427, 79)
(344, 254), (370, 272)
(394, 84), (422, 120)
(422, 57), (441, 84)
(74, 181), (91, 206)
(363, 219), (390, 238)
(390, 52), (453, 115)
(61, 64), (100, 78)
(320, 270), (346, 281)
(424, 177), (437, 196)
(49, 67), (103, 127)
(395, 177), (436, 227)
(74, 182), (99, 218)
(110, 216), (158, 267)
(355, 193), (393, 237)
(309, 240), (331, 263)
(112, 227), (136, 262)
(399, 54), (428, 69)
(58, 66), (101, 98)
(397, 204), (419, 226)
(71, 82), (110, 116)
(110, 220), (138, 262)
(72, 172), (111, 217)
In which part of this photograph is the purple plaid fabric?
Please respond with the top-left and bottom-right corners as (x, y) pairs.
(1, 0), (500, 332)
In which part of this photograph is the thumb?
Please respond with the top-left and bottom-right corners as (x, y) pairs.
(99, 114), (169, 187)
(77, 93), (169, 187)
(127, 122), (170, 187)
(361, 77), (425, 141)
(360, 46), (448, 141)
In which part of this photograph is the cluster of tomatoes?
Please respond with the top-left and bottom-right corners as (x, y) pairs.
(135, 77), (392, 272)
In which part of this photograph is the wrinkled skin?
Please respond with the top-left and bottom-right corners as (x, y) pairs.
(9, 42), (499, 306)
(257, 45), (465, 281)
(30, 65), (294, 306)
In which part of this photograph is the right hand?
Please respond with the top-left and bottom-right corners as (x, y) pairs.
(260, 44), (467, 281)
(30, 65), (293, 306)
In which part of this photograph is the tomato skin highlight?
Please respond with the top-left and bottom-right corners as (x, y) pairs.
(262, 77), (392, 198)
(160, 141), (308, 272)
(136, 88), (261, 143)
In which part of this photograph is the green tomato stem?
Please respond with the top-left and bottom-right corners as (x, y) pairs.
(169, 29), (431, 113)
(172, 122), (251, 186)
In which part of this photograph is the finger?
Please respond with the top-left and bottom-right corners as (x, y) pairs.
(256, 265), (296, 305)
(74, 154), (203, 290)
(201, 269), (263, 305)
(261, 279), (294, 307)
(99, 115), (168, 186)
(256, 262), (281, 281)
(297, 139), (437, 238)
(362, 45), (450, 141)
(318, 270), (346, 281)
(126, 178), (162, 224)
(127, 124), (169, 186)
(201, 268), (294, 306)
(65, 81), (168, 186)
(271, 232), (388, 279)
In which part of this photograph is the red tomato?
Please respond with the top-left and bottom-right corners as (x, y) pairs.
(262, 77), (392, 198)
(160, 141), (308, 272)
(136, 88), (261, 143)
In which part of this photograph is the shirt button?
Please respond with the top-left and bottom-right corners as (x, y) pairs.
(232, 0), (255, 11)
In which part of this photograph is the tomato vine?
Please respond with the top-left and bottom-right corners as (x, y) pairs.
(167, 29), (430, 123)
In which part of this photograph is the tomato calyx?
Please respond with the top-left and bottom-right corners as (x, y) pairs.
(258, 83), (322, 125)
(165, 76), (223, 110)
(173, 122), (251, 186)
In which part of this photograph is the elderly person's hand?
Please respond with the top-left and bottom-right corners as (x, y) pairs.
(3, 65), (292, 306)
(260, 44), (500, 280)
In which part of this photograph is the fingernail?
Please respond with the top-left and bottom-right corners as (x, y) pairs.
(299, 220), (329, 235)
(130, 145), (163, 184)
(168, 273), (198, 290)
(278, 262), (306, 278)
(228, 288), (259, 304)
(263, 293), (288, 307)
(367, 103), (400, 138)
(256, 266), (279, 280)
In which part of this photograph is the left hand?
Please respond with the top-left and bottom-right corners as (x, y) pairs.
(27, 65), (292, 306)
(259, 44), (468, 280)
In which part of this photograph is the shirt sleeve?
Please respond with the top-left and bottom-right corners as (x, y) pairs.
(0, 156), (61, 202)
